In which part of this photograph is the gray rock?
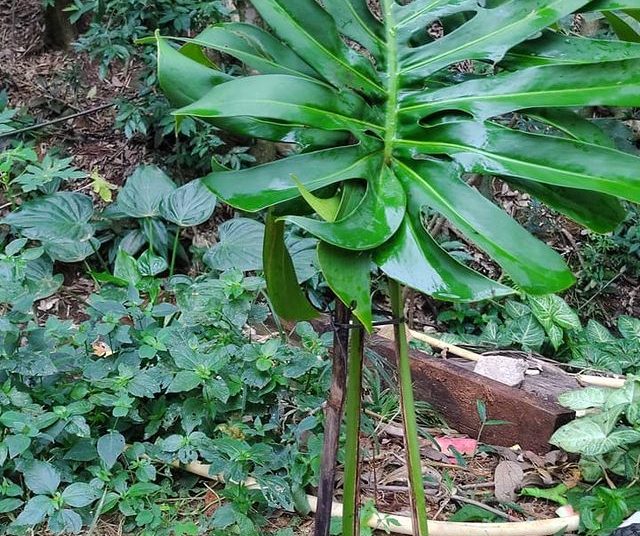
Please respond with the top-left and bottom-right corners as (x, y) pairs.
(474, 355), (528, 387)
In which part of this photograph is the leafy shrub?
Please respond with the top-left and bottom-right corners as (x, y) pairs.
(0, 269), (329, 534)
(438, 292), (640, 376)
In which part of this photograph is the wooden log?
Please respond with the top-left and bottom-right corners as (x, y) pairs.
(369, 336), (575, 453)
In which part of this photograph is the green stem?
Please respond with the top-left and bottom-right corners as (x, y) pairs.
(89, 240), (108, 271)
(146, 218), (155, 255)
(390, 279), (429, 536)
(169, 227), (181, 277)
(342, 322), (364, 536)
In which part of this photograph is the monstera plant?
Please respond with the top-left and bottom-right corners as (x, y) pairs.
(149, 0), (640, 533)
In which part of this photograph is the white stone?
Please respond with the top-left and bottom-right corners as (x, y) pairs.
(473, 355), (528, 387)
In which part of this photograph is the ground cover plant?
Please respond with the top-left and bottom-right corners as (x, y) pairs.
(0, 263), (331, 535)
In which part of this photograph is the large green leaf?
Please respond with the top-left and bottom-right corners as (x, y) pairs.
(202, 144), (382, 212)
(322, 0), (385, 60)
(174, 75), (383, 135)
(2, 192), (97, 262)
(154, 0), (640, 322)
(160, 180), (216, 227)
(400, 60), (640, 121)
(251, 0), (384, 97)
(168, 23), (319, 78)
(399, 0), (591, 81)
(392, 159), (574, 294)
(318, 242), (372, 331)
(3, 192), (93, 243)
(204, 218), (265, 272)
(505, 179), (626, 233)
(505, 31), (640, 66)
(375, 211), (513, 301)
(400, 122), (640, 204)
(284, 167), (406, 250)
(587, 0), (640, 11)
(155, 33), (232, 108)
(155, 32), (344, 148)
(263, 214), (318, 321)
(118, 166), (177, 219)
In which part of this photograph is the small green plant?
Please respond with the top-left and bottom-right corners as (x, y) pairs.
(439, 292), (640, 376)
(551, 378), (640, 482)
(568, 485), (640, 536)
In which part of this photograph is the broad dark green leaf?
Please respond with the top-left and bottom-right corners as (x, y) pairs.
(400, 60), (640, 121)
(505, 31), (640, 66)
(317, 242), (372, 331)
(167, 371), (202, 393)
(14, 496), (54, 526)
(118, 166), (177, 219)
(604, 11), (640, 42)
(23, 461), (60, 495)
(263, 214), (318, 321)
(156, 31), (344, 148)
(587, 0), (640, 10)
(505, 179), (626, 233)
(156, 34), (232, 108)
(202, 144), (382, 212)
(97, 432), (125, 469)
(375, 211), (513, 302)
(525, 108), (615, 148)
(168, 23), (319, 78)
(392, 159), (574, 294)
(400, 122), (640, 204)
(204, 218), (265, 271)
(137, 250), (168, 276)
(393, 0), (478, 44)
(399, 0), (591, 81)
(61, 483), (100, 508)
(174, 75), (382, 135)
(251, 0), (384, 97)
(160, 179), (216, 227)
(2, 192), (93, 242)
(284, 166), (406, 251)
(322, 0), (385, 60)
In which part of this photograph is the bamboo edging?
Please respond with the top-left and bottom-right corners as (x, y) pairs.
(172, 459), (580, 536)
(404, 329), (627, 390)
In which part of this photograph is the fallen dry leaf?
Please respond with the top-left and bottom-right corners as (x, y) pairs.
(494, 460), (524, 503)
(92, 340), (113, 357)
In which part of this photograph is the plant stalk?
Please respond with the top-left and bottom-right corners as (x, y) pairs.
(342, 322), (365, 536)
(314, 300), (350, 536)
(389, 279), (429, 536)
(169, 227), (181, 277)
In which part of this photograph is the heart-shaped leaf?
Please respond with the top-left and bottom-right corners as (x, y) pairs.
(118, 166), (176, 219)
(160, 179), (217, 227)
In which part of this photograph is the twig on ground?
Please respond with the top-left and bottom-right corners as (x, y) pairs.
(0, 102), (115, 138)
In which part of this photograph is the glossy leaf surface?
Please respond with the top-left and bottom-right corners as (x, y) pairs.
(155, 0), (640, 321)
(317, 242), (372, 330)
(263, 215), (318, 321)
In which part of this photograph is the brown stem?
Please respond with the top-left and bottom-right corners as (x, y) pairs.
(314, 300), (350, 536)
